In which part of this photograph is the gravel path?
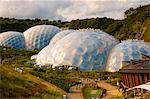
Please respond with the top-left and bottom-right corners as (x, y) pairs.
(97, 80), (123, 98)
(67, 85), (83, 99)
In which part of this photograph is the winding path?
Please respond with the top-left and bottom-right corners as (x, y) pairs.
(97, 80), (123, 98)
(67, 85), (84, 99)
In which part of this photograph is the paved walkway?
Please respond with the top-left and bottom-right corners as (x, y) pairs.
(97, 80), (123, 98)
(67, 93), (83, 99)
(67, 85), (83, 99)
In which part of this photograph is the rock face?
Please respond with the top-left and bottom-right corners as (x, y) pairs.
(36, 31), (119, 70)
(23, 25), (61, 50)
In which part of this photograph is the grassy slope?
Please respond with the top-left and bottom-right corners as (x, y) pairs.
(0, 48), (66, 98)
(105, 4), (150, 41)
(142, 20), (150, 42)
(0, 65), (65, 99)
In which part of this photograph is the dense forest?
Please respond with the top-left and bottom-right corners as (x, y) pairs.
(0, 4), (149, 41)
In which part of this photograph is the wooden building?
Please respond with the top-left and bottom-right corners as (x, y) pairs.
(119, 55), (150, 88)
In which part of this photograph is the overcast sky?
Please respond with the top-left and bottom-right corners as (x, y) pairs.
(0, 0), (149, 21)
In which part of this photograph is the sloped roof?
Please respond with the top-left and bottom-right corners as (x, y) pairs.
(119, 54), (150, 73)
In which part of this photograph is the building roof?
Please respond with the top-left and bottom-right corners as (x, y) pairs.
(119, 54), (150, 73)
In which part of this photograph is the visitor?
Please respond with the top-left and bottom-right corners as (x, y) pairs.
(117, 81), (119, 86)
(107, 76), (110, 80)
(100, 89), (107, 98)
(63, 95), (66, 99)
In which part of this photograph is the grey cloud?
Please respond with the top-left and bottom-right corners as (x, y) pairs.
(0, 0), (71, 20)
(0, 0), (149, 21)
(58, 0), (150, 20)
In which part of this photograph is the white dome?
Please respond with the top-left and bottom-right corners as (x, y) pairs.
(49, 30), (76, 46)
(36, 31), (119, 70)
(23, 25), (61, 50)
(0, 31), (25, 49)
(36, 46), (51, 65)
(106, 40), (150, 72)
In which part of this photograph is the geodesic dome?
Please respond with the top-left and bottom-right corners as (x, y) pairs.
(36, 46), (51, 65)
(23, 25), (61, 50)
(106, 40), (150, 72)
(36, 31), (119, 70)
(0, 31), (25, 49)
(49, 30), (76, 46)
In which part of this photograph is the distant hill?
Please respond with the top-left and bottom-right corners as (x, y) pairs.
(105, 4), (150, 41)
(0, 4), (149, 41)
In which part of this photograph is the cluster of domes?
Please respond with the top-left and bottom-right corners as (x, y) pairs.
(106, 40), (150, 72)
(36, 30), (119, 70)
(1, 24), (149, 71)
(0, 25), (61, 50)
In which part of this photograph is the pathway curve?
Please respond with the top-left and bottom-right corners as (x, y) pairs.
(67, 85), (83, 99)
(97, 80), (123, 98)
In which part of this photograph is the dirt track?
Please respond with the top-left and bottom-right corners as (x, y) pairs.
(97, 81), (123, 98)
(67, 85), (83, 99)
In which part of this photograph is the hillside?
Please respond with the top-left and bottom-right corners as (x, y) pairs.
(105, 4), (150, 41)
(0, 65), (66, 98)
(0, 47), (66, 98)
(0, 4), (149, 42)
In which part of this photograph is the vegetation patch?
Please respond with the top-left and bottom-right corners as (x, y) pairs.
(31, 68), (79, 92)
(0, 65), (63, 98)
(106, 72), (121, 86)
(82, 85), (102, 99)
(0, 47), (63, 98)
(0, 47), (121, 98)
